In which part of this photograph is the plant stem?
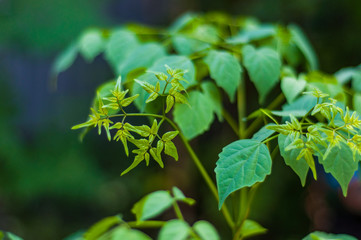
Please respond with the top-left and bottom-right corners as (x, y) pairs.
(127, 220), (166, 228)
(163, 117), (234, 228)
(237, 78), (246, 138)
(222, 109), (240, 137)
(173, 201), (184, 221)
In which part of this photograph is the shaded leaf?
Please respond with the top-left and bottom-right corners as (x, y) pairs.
(252, 123), (276, 142)
(242, 45), (281, 103)
(193, 221), (220, 240)
(158, 220), (190, 240)
(201, 81), (223, 121)
(132, 191), (173, 222)
(204, 50), (242, 101)
(173, 91), (214, 140)
(281, 76), (307, 103)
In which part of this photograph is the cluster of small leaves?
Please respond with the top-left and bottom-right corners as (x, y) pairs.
(72, 66), (191, 175)
(267, 89), (361, 195)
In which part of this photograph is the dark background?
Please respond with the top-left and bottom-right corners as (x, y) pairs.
(0, 0), (360, 239)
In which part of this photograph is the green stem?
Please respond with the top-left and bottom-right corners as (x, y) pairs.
(127, 220), (166, 228)
(237, 77), (246, 138)
(173, 201), (184, 221)
(222, 109), (240, 137)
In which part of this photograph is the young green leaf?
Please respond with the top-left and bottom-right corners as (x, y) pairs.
(215, 139), (272, 209)
(239, 220), (268, 239)
(166, 95), (175, 113)
(164, 141), (178, 161)
(149, 147), (164, 168)
(162, 131), (179, 141)
(204, 50), (242, 102)
(146, 92), (158, 103)
(172, 187), (196, 205)
(132, 190), (174, 222)
(158, 220), (190, 240)
(242, 45), (282, 103)
(121, 94), (139, 107)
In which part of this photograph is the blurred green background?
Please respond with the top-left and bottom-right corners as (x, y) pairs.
(0, 0), (360, 239)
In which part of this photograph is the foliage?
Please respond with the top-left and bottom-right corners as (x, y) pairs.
(51, 12), (360, 239)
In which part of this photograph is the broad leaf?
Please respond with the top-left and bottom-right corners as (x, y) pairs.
(215, 139), (272, 209)
(84, 215), (123, 240)
(289, 24), (318, 70)
(252, 123), (276, 142)
(78, 29), (105, 62)
(0, 231), (23, 240)
(353, 93), (361, 114)
(281, 76), (307, 103)
(52, 42), (78, 75)
(201, 81), (223, 121)
(173, 91), (214, 140)
(240, 220), (267, 239)
(172, 35), (210, 55)
(132, 191), (174, 221)
(169, 12), (198, 33)
(193, 221), (220, 240)
(226, 24), (276, 44)
(242, 45), (281, 103)
(281, 95), (317, 117)
(204, 50), (242, 101)
(278, 134), (309, 186)
(303, 231), (357, 240)
(318, 142), (359, 196)
(109, 226), (151, 240)
(158, 220), (190, 240)
(117, 43), (166, 77)
(104, 29), (139, 72)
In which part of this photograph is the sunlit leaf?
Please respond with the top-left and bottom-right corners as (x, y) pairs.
(215, 139), (272, 209)
(193, 221), (220, 240)
(158, 220), (190, 240)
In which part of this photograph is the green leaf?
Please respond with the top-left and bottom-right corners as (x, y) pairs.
(78, 29), (105, 62)
(0, 231), (24, 240)
(169, 12), (198, 33)
(302, 231), (357, 240)
(215, 139), (272, 209)
(281, 76), (307, 103)
(318, 141), (359, 196)
(251, 123), (276, 142)
(353, 93), (361, 114)
(109, 226), (151, 240)
(84, 215), (123, 240)
(52, 42), (78, 75)
(204, 50), (242, 101)
(278, 134), (310, 186)
(226, 24), (276, 44)
(166, 95), (175, 113)
(117, 43), (166, 77)
(172, 187), (196, 205)
(133, 56), (196, 112)
(289, 24), (318, 70)
(193, 221), (220, 240)
(281, 95), (317, 117)
(162, 131), (179, 142)
(242, 45), (282, 103)
(104, 29), (139, 72)
(351, 68), (361, 92)
(132, 191), (174, 221)
(158, 219), (190, 240)
(239, 219), (267, 239)
(173, 91), (214, 140)
(164, 141), (178, 161)
(201, 81), (223, 121)
(172, 35), (210, 56)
